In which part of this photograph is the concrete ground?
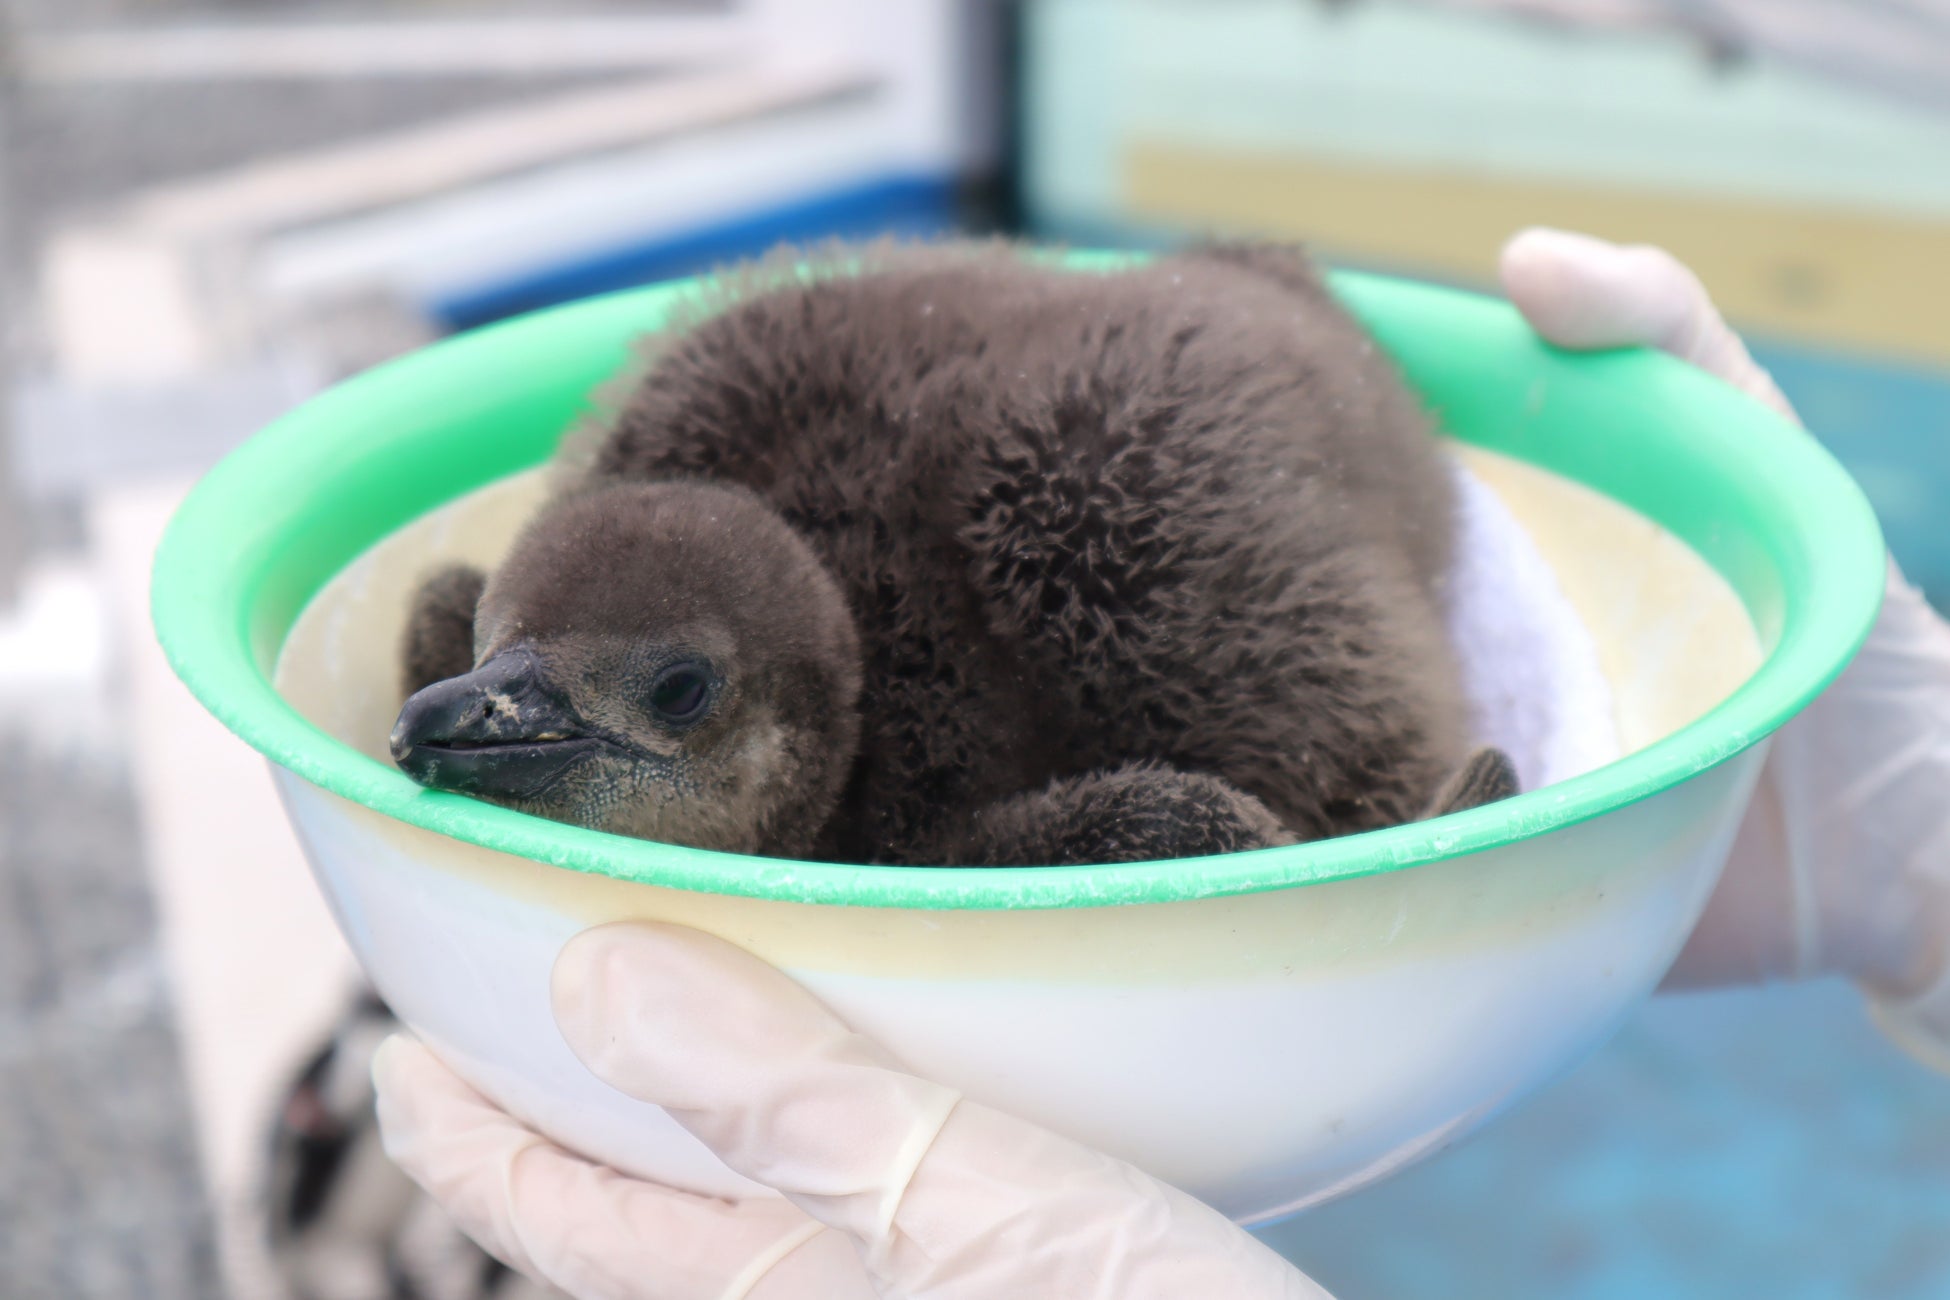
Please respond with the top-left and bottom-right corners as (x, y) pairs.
(0, 682), (220, 1299)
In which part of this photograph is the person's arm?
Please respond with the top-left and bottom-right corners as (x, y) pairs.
(1501, 228), (1950, 1072)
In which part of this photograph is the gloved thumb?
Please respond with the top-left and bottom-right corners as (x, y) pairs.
(552, 922), (959, 1248)
(1498, 227), (1797, 421)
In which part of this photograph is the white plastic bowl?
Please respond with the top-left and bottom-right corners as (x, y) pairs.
(153, 265), (1884, 1222)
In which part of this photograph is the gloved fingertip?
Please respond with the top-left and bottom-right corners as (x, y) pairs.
(1498, 227), (1621, 345)
(370, 1034), (500, 1141)
(549, 922), (884, 1111)
(370, 1032), (428, 1095)
(370, 1036), (453, 1165)
(1500, 227), (1704, 355)
(1503, 228), (1803, 422)
(550, 921), (676, 1042)
(549, 921), (759, 1084)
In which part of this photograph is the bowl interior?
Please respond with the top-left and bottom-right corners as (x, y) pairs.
(150, 260), (1886, 909)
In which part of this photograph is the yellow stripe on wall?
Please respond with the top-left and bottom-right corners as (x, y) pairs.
(1126, 143), (1950, 368)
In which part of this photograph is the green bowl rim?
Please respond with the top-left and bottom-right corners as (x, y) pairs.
(149, 258), (1886, 910)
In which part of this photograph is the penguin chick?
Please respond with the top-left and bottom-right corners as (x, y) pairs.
(393, 481), (861, 858)
(393, 240), (1516, 865)
(398, 562), (484, 699)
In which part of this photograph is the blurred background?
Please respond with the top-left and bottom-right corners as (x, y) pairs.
(0, 2), (1946, 1297)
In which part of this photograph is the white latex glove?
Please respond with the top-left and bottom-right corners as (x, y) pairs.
(373, 921), (1332, 1300)
(1501, 228), (1950, 1072)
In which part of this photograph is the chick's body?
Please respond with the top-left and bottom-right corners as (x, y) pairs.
(583, 244), (1469, 863)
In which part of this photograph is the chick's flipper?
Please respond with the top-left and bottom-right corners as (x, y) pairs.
(402, 563), (486, 697)
(948, 762), (1297, 867)
(1421, 746), (1520, 819)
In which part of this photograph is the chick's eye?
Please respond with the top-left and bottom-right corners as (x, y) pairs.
(648, 662), (713, 725)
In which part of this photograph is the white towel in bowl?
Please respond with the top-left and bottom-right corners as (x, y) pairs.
(1444, 457), (1622, 793)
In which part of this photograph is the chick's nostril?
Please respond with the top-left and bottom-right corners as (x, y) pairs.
(391, 667), (508, 761)
(389, 649), (588, 791)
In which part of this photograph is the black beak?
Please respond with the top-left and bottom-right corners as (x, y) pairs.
(390, 649), (603, 800)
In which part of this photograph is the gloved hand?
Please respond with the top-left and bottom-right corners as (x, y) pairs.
(373, 921), (1332, 1300)
(1500, 228), (1950, 1073)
